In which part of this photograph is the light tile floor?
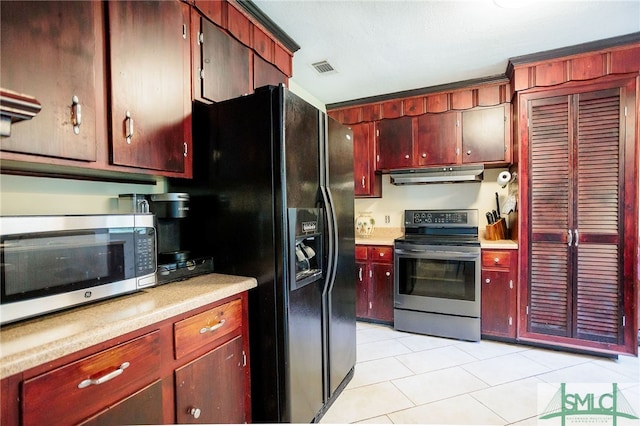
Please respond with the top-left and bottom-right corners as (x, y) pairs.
(321, 322), (640, 425)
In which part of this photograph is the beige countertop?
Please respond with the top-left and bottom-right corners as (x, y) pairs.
(355, 228), (518, 249)
(0, 273), (257, 379)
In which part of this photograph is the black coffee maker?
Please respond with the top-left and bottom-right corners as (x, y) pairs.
(147, 193), (214, 284)
(149, 192), (190, 264)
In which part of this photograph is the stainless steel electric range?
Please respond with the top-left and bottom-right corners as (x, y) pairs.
(393, 209), (481, 341)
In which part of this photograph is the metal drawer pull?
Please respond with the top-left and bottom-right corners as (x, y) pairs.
(71, 95), (81, 134)
(77, 362), (130, 389)
(200, 319), (226, 334)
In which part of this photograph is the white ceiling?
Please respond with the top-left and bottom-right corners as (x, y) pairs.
(252, 0), (640, 106)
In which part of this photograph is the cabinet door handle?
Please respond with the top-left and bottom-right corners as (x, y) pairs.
(404, 154), (410, 159)
(358, 267), (363, 282)
(485, 278), (491, 284)
(466, 150), (472, 155)
(189, 407), (202, 419)
(200, 319), (226, 334)
(77, 362), (130, 389)
(574, 229), (579, 247)
(125, 111), (134, 144)
(183, 142), (188, 158)
(385, 271), (390, 277)
(494, 257), (500, 264)
(361, 176), (366, 188)
(71, 95), (82, 134)
(421, 153), (427, 158)
(567, 229), (573, 246)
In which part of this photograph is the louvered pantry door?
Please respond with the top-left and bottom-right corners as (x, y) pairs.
(528, 88), (623, 344)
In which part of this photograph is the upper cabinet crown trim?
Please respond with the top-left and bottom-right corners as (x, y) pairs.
(234, 0), (300, 53)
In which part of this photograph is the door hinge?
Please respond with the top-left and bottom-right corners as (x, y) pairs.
(199, 68), (204, 80)
(369, 301), (372, 310)
(624, 106), (627, 117)
(182, 24), (187, 40)
(369, 270), (373, 278)
(198, 32), (204, 45)
(526, 305), (529, 315)
(527, 118), (530, 128)
(509, 279), (513, 289)
(622, 315), (626, 327)
(376, 129), (379, 137)
(242, 350), (247, 367)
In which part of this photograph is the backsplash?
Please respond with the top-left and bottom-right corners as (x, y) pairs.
(355, 168), (516, 230)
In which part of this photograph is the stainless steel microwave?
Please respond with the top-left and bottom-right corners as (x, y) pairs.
(0, 214), (157, 325)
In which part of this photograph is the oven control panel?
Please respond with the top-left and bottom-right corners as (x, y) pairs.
(405, 210), (478, 227)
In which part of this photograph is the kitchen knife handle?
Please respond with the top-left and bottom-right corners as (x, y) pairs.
(567, 229), (573, 246)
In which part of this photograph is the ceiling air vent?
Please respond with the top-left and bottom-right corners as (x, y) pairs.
(311, 60), (336, 74)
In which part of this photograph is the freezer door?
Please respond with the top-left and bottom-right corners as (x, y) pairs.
(324, 116), (356, 398)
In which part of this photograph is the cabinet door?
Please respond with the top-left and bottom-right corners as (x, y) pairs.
(199, 16), (251, 102)
(352, 122), (381, 197)
(0, 1), (99, 161)
(376, 116), (413, 170)
(80, 381), (164, 426)
(370, 263), (394, 323)
(254, 55), (287, 91)
(108, 0), (190, 173)
(525, 85), (633, 353)
(355, 261), (369, 318)
(462, 105), (506, 164)
(175, 336), (246, 424)
(481, 270), (514, 338)
(416, 112), (459, 166)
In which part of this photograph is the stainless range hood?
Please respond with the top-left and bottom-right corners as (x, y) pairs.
(389, 164), (484, 185)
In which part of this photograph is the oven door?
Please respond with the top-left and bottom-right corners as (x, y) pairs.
(394, 242), (480, 317)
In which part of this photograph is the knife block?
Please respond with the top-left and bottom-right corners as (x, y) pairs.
(485, 218), (507, 240)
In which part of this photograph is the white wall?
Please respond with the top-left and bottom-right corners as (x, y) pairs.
(288, 79), (327, 112)
(0, 174), (166, 215)
(355, 168), (516, 229)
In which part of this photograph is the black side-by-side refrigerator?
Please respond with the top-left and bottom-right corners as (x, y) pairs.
(169, 85), (356, 423)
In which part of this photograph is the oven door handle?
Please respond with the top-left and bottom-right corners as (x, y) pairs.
(395, 248), (479, 260)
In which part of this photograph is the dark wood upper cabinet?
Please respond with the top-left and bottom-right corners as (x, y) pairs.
(194, 15), (251, 103)
(462, 104), (509, 164)
(352, 122), (381, 198)
(376, 116), (413, 170)
(254, 55), (288, 91)
(107, 0), (190, 173)
(0, 1), (100, 161)
(416, 111), (459, 166)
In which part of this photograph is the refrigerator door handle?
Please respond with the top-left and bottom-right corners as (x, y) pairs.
(320, 185), (335, 296)
(324, 186), (339, 294)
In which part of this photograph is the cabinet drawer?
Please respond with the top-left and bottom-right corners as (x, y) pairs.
(174, 298), (242, 359)
(482, 250), (513, 268)
(23, 331), (160, 426)
(355, 245), (368, 261)
(371, 246), (393, 263)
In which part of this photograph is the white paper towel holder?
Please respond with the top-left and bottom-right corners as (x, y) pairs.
(497, 171), (517, 188)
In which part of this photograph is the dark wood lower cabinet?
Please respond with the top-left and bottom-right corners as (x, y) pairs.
(80, 381), (164, 426)
(176, 336), (246, 424)
(355, 245), (394, 324)
(481, 249), (517, 340)
(0, 293), (251, 426)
